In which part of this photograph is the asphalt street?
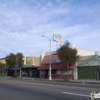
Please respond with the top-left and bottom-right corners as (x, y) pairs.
(0, 77), (100, 100)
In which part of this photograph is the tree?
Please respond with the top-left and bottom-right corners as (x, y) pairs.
(16, 53), (23, 67)
(0, 63), (6, 68)
(6, 53), (23, 68)
(57, 41), (79, 81)
(5, 53), (16, 68)
(5, 53), (23, 77)
(16, 53), (23, 78)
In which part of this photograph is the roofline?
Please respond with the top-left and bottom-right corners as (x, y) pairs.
(77, 48), (98, 52)
(0, 58), (6, 60)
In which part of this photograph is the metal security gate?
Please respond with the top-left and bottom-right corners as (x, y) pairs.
(78, 66), (99, 80)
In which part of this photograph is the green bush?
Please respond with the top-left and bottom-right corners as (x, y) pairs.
(13, 71), (18, 78)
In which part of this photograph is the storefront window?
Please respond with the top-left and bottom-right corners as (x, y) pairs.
(51, 70), (57, 74)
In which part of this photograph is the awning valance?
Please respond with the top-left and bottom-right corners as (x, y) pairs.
(38, 63), (74, 70)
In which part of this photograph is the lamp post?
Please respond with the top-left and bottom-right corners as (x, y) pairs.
(95, 52), (100, 80)
(42, 35), (52, 80)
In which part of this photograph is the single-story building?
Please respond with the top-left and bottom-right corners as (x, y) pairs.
(38, 52), (74, 79)
(22, 55), (40, 78)
(77, 55), (100, 80)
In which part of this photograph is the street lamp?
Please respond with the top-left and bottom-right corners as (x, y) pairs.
(42, 35), (52, 80)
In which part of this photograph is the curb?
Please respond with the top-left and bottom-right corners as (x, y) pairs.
(2, 76), (100, 85)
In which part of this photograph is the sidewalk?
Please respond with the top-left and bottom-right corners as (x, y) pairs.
(19, 77), (100, 84)
(70, 79), (100, 84)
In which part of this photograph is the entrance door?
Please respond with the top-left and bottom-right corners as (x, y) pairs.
(45, 70), (48, 78)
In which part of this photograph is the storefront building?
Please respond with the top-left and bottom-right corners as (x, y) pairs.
(22, 55), (40, 78)
(38, 53), (74, 79)
(77, 55), (100, 80)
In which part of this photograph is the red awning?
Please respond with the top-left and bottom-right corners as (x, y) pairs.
(38, 63), (74, 70)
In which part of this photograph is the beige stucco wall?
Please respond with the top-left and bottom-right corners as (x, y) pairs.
(35, 57), (40, 66)
(0, 59), (6, 64)
(23, 56), (27, 66)
(77, 48), (95, 56)
(23, 55), (41, 67)
(41, 51), (45, 63)
(32, 55), (36, 66)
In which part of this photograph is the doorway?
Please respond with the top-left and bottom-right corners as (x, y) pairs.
(45, 70), (48, 78)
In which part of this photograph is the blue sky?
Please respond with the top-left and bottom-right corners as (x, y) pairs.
(0, 0), (100, 57)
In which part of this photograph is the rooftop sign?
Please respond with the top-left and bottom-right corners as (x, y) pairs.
(53, 34), (62, 43)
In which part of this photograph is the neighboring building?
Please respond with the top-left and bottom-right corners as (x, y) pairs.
(76, 55), (100, 80)
(0, 58), (6, 64)
(72, 45), (98, 80)
(77, 48), (96, 56)
(22, 55), (40, 77)
(0, 58), (7, 76)
(72, 44), (96, 56)
(73, 49), (100, 80)
(38, 51), (74, 79)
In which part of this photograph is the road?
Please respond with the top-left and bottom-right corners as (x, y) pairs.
(0, 77), (99, 100)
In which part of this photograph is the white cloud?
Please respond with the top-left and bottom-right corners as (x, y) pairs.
(0, 0), (100, 57)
